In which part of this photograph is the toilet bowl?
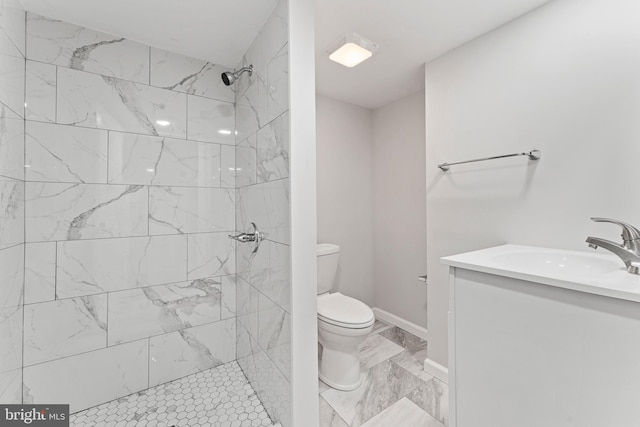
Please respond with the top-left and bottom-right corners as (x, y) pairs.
(317, 244), (375, 391)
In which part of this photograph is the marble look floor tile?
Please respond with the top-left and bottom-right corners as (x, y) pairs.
(107, 132), (221, 187)
(379, 327), (428, 354)
(27, 13), (150, 84)
(390, 349), (432, 383)
(149, 186), (234, 235)
(107, 278), (222, 345)
(148, 318), (236, 387)
(56, 235), (187, 298)
(319, 395), (349, 427)
(321, 359), (424, 427)
(406, 376), (450, 426)
(25, 121), (108, 183)
(24, 242), (56, 304)
(150, 47), (234, 102)
(0, 115), (24, 180)
(358, 333), (404, 371)
(25, 182), (148, 242)
(25, 60), (56, 122)
(23, 340), (148, 413)
(361, 397), (443, 427)
(319, 379), (330, 394)
(23, 295), (108, 366)
(57, 67), (186, 139)
(71, 361), (274, 427)
(370, 319), (393, 335)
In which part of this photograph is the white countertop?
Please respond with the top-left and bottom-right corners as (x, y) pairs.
(441, 244), (640, 303)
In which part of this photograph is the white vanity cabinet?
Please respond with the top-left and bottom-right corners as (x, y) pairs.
(442, 245), (640, 427)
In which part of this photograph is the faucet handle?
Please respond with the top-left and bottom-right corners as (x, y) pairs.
(590, 217), (640, 249)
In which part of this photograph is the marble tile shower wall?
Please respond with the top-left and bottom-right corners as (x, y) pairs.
(7, 13), (242, 412)
(0, 0), (26, 406)
(234, 1), (291, 426)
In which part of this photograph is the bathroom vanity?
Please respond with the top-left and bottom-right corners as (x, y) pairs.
(442, 245), (640, 427)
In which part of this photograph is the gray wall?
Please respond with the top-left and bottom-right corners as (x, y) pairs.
(372, 91), (427, 328)
(425, 0), (640, 368)
(316, 95), (374, 306)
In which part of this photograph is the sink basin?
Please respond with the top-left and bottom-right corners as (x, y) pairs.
(491, 249), (624, 277)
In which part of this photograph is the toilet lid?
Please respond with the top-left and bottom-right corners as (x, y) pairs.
(317, 292), (374, 327)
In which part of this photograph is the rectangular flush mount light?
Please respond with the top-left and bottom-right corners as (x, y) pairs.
(327, 32), (378, 68)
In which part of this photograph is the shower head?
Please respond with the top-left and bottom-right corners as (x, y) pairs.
(221, 65), (253, 86)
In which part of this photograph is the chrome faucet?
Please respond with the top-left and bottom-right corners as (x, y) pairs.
(586, 217), (640, 275)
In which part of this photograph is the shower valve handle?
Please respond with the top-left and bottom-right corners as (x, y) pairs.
(228, 222), (264, 253)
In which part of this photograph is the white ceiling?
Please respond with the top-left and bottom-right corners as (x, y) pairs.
(19, 0), (278, 67)
(315, 0), (552, 109)
(19, 0), (552, 109)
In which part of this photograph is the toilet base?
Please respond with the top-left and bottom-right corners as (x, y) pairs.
(319, 371), (362, 391)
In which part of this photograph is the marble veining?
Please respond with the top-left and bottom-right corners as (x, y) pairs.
(57, 67), (186, 139)
(237, 178), (290, 245)
(187, 95), (235, 145)
(149, 186), (235, 235)
(23, 295), (108, 366)
(257, 111), (289, 183)
(25, 121), (108, 183)
(150, 47), (234, 102)
(187, 232), (236, 280)
(27, 13), (150, 84)
(236, 134), (258, 187)
(0, 369), (22, 404)
(56, 235), (187, 298)
(25, 60), (56, 122)
(108, 132), (221, 187)
(23, 340), (148, 413)
(149, 319), (236, 387)
(107, 278), (223, 345)
(0, 244), (24, 309)
(0, 180), (24, 249)
(266, 45), (289, 124)
(0, 0), (25, 57)
(361, 398), (442, 427)
(24, 242), (56, 304)
(0, 52), (25, 118)
(0, 306), (23, 373)
(0, 115), (24, 180)
(25, 182), (148, 242)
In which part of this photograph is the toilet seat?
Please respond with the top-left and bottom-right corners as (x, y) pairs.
(318, 292), (374, 329)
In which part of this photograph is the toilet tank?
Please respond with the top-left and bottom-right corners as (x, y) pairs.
(317, 243), (340, 294)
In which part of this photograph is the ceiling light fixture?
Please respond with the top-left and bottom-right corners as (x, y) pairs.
(156, 120), (171, 127)
(326, 32), (378, 68)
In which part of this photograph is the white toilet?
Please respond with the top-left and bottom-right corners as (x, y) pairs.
(317, 243), (375, 391)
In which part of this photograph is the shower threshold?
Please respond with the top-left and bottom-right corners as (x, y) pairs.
(71, 361), (275, 427)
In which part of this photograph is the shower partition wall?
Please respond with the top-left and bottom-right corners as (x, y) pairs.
(0, 0), (26, 405)
(0, 3), (293, 419)
(234, 1), (292, 425)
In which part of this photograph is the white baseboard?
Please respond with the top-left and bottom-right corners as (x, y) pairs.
(423, 358), (449, 384)
(372, 308), (428, 342)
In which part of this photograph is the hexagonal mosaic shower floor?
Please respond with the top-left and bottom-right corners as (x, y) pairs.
(71, 361), (276, 427)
